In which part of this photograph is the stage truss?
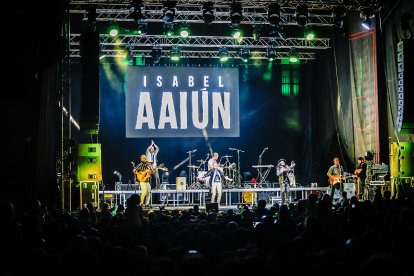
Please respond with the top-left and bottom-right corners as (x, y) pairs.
(68, 0), (383, 62)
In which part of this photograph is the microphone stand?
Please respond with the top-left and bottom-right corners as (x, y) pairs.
(186, 150), (196, 186)
(230, 148), (244, 186)
(258, 148), (266, 185)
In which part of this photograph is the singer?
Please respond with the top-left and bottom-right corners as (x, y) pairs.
(276, 159), (296, 205)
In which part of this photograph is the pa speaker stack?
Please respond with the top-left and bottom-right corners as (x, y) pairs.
(396, 39), (414, 134)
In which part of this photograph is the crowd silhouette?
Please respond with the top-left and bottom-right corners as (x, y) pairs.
(1, 188), (414, 276)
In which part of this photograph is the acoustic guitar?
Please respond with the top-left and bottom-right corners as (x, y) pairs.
(132, 162), (167, 182)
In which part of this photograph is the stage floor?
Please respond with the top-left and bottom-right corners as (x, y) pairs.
(100, 186), (328, 208)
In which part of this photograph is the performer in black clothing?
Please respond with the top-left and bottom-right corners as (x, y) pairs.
(276, 159), (295, 205)
(354, 156), (367, 200)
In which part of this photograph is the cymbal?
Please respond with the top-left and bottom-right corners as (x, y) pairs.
(222, 155), (233, 158)
(196, 159), (205, 162)
(187, 165), (199, 168)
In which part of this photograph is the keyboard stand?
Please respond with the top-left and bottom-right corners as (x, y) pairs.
(252, 165), (273, 185)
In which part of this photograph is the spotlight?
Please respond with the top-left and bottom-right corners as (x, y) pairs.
(268, 3), (281, 26)
(230, 2), (243, 25)
(295, 4), (309, 27)
(289, 48), (299, 63)
(240, 48), (250, 63)
(137, 22), (147, 35)
(163, 1), (176, 23)
(218, 47), (230, 62)
(114, 171), (122, 182)
(124, 48), (134, 65)
(130, 0), (143, 22)
(108, 23), (119, 37)
(304, 25), (316, 41)
(152, 46), (162, 64)
(360, 8), (374, 30)
(179, 22), (190, 38)
(267, 48), (276, 62)
(163, 22), (174, 36)
(202, 2), (215, 24)
(252, 25), (261, 41)
(87, 5), (97, 31)
(231, 24), (242, 39)
(332, 6), (346, 30)
(170, 46), (181, 61)
(269, 25), (286, 40)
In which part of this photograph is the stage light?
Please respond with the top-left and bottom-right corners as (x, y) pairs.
(267, 48), (276, 62)
(163, 22), (174, 36)
(108, 23), (119, 37)
(87, 5), (97, 31)
(268, 3), (281, 26)
(360, 8), (374, 30)
(332, 6), (346, 30)
(114, 171), (122, 182)
(289, 48), (299, 63)
(170, 46), (181, 61)
(137, 22), (147, 35)
(202, 2), (215, 24)
(240, 48), (250, 63)
(179, 22), (190, 38)
(152, 46), (162, 64)
(231, 25), (242, 39)
(124, 48), (134, 65)
(230, 2), (243, 24)
(304, 25), (316, 41)
(163, 1), (176, 23)
(252, 25), (261, 41)
(218, 47), (230, 62)
(130, 0), (143, 21)
(295, 4), (309, 27)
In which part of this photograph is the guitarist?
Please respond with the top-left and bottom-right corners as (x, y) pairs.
(327, 157), (345, 201)
(132, 154), (154, 207)
(146, 140), (160, 189)
(354, 157), (367, 200)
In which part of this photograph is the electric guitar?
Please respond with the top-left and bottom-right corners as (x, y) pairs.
(131, 161), (167, 182)
(328, 174), (356, 185)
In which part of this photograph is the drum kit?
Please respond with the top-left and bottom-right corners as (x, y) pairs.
(188, 154), (241, 189)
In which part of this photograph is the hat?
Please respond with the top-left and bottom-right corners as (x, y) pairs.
(277, 159), (286, 164)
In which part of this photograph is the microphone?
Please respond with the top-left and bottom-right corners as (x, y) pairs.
(187, 149), (197, 153)
(229, 148), (235, 150)
(264, 147), (268, 150)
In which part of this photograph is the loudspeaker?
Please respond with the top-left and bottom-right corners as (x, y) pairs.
(396, 40), (414, 134)
(176, 177), (186, 190)
(80, 181), (99, 209)
(206, 203), (218, 213)
(77, 144), (102, 181)
(80, 30), (100, 134)
(390, 142), (414, 177)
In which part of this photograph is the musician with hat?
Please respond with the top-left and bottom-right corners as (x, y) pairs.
(276, 158), (295, 205)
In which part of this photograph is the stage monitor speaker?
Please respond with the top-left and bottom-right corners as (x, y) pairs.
(80, 30), (100, 134)
(206, 203), (218, 213)
(77, 144), (102, 181)
(396, 39), (414, 134)
(176, 177), (186, 190)
(80, 181), (99, 209)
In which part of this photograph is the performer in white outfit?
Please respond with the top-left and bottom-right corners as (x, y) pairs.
(208, 152), (223, 204)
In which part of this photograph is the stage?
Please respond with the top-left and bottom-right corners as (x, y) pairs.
(99, 186), (329, 209)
